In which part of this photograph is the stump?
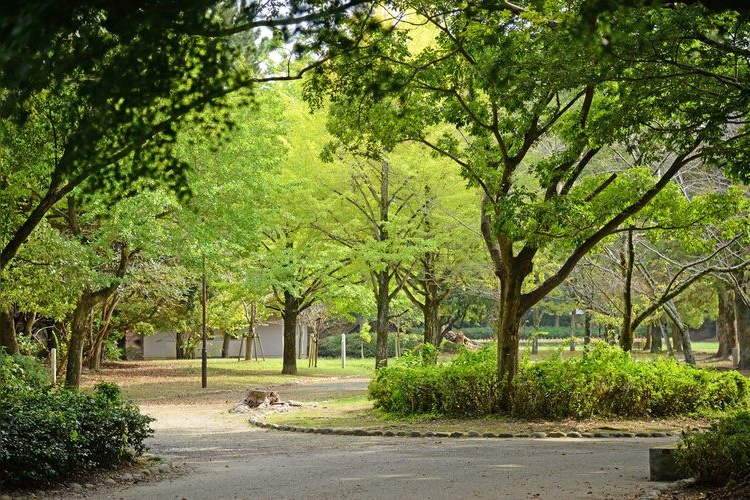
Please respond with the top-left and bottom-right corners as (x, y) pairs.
(241, 389), (280, 407)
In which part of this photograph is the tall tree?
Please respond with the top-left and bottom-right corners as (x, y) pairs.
(308, 2), (750, 405)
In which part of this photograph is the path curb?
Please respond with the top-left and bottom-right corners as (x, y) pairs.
(247, 416), (678, 439)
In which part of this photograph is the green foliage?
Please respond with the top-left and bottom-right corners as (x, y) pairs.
(513, 344), (747, 419)
(0, 382), (153, 488)
(674, 411), (750, 486)
(369, 344), (499, 416)
(0, 349), (50, 390)
(369, 343), (747, 419)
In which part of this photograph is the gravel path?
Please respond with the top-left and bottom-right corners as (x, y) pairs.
(75, 379), (677, 500)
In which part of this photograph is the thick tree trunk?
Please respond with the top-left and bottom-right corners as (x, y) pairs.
(717, 289), (736, 360)
(176, 332), (186, 359)
(0, 303), (19, 355)
(282, 291), (299, 375)
(375, 273), (390, 369)
(497, 273), (526, 407)
(734, 291), (750, 370)
(221, 332), (231, 358)
(423, 296), (441, 347)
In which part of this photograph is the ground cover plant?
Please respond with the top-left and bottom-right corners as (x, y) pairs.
(368, 343), (748, 419)
(674, 410), (750, 486)
(0, 352), (153, 489)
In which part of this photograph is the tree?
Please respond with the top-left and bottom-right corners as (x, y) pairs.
(308, 2), (750, 405)
(0, 0), (372, 274)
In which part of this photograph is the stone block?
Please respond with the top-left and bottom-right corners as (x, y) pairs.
(649, 446), (689, 481)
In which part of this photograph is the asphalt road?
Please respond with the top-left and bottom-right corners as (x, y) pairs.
(83, 380), (676, 500)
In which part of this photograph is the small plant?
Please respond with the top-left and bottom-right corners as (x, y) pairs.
(674, 411), (750, 485)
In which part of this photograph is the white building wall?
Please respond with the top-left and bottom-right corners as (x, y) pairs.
(141, 321), (307, 359)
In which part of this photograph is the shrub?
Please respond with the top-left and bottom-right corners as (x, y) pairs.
(674, 411), (750, 485)
(369, 342), (748, 419)
(0, 382), (154, 488)
(0, 349), (50, 390)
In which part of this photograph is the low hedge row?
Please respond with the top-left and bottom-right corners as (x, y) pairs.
(0, 352), (153, 489)
(368, 343), (748, 419)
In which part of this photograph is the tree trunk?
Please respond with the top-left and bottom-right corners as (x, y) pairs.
(643, 325), (652, 351)
(423, 295), (441, 347)
(66, 293), (96, 388)
(176, 332), (186, 359)
(221, 332), (231, 358)
(497, 272), (526, 407)
(554, 313), (560, 328)
(584, 311), (591, 347)
(281, 291), (299, 375)
(735, 291), (750, 370)
(663, 304), (694, 365)
(717, 288), (736, 360)
(619, 228), (635, 351)
(649, 323), (662, 353)
(374, 272), (390, 369)
(0, 303), (19, 355)
(671, 323), (683, 353)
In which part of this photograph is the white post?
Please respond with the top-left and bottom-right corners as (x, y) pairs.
(50, 348), (57, 385)
(341, 334), (346, 369)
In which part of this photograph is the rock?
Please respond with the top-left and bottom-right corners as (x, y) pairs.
(434, 432), (450, 438)
(396, 431), (408, 437)
(547, 431), (566, 438)
(383, 430), (396, 437)
(69, 482), (83, 491)
(581, 433), (594, 438)
(650, 432), (667, 438)
(158, 464), (171, 473)
(497, 433), (514, 438)
(140, 468), (151, 476)
(103, 478), (117, 486)
(450, 432), (464, 438)
(408, 431), (422, 437)
(566, 432), (582, 438)
(482, 432), (497, 438)
(351, 429), (368, 436)
(515, 433), (530, 438)
(467, 430), (480, 437)
(593, 432), (609, 438)
(636, 432), (651, 438)
(424, 431), (435, 437)
(621, 432), (635, 438)
(367, 430), (384, 436)
(85, 483), (95, 489)
(531, 432), (547, 438)
(150, 466), (161, 475)
(319, 428), (333, 434)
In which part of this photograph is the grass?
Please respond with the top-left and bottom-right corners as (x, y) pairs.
(82, 357), (374, 402)
(80, 342), (747, 435)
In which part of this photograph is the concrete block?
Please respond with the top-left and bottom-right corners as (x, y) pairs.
(649, 446), (689, 481)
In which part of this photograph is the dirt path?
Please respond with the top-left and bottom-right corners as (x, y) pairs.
(46, 378), (677, 500)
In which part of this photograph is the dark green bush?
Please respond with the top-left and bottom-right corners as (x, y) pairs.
(674, 411), (750, 485)
(0, 382), (154, 488)
(0, 349), (50, 390)
(369, 342), (748, 419)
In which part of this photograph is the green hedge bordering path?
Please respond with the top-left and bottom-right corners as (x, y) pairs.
(0, 352), (153, 489)
(369, 343), (748, 419)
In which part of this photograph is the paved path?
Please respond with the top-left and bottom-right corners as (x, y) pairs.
(91, 380), (676, 500)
